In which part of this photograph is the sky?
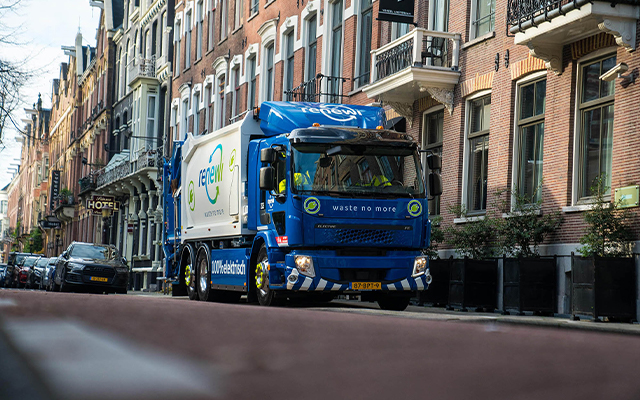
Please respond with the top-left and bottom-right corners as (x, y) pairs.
(0, 0), (101, 189)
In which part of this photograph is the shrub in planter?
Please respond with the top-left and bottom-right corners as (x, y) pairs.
(443, 206), (499, 311)
(572, 175), (636, 322)
(496, 188), (562, 315)
(418, 217), (450, 306)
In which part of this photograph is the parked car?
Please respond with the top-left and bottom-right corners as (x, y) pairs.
(42, 257), (58, 291)
(0, 264), (7, 288)
(15, 256), (41, 288)
(5, 252), (39, 287)
(27, 257), (50, 289)
(54, 242), (129, 294)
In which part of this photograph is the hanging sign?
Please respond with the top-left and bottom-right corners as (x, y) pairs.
(50, 170), (61, 211)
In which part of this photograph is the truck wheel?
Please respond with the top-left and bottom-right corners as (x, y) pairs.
(196, 246), (214, 302)
(377, 296), (411, 311)
(255, 246), (277, 306)
(185, 262), (198, 300)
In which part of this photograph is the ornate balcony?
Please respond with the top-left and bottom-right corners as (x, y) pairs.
(284, 74), (349, 104)
(364, 28), (462, 114)
(507, 0), (639, 74)
(96, 154), (132, 189)
(53, 194), (75, 222)
(78, 174), (97, 195)
(128, 55), (157, 87)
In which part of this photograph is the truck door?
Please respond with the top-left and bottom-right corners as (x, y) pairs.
(260, 139), (289, 243)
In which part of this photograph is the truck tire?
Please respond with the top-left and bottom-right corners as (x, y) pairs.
(377, 295), (411, 311)
(255, 245), (277, 306)
(196, 245), (215, 302)
(184, 245), (198, 300)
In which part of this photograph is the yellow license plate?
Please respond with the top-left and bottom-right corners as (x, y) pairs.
(352, 282), (381, 290)
(90, 277), (108, 282)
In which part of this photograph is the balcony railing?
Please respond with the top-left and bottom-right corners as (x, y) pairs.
(53, 194), (75, 211)
(284, 74), (349, 104)
(97, 159), (132, 188)
(78, 174), (97, 195)
(128, 55), (157, 85)
(133, 147), (162, 173)
(507, 0), (590, 30)
(370, 28), (460, 83)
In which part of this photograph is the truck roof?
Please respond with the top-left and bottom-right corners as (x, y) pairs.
(258, 102), (386, 137)
(289, 127), (416, 147)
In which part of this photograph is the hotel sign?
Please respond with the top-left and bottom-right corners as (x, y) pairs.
(87, 195), (120, 215)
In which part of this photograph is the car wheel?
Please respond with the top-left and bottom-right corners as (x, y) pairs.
(196, 245), (214, 302)
(377, 295), (411, 311)
(255, 245), (278, 306)
(59, 271), (69, 293)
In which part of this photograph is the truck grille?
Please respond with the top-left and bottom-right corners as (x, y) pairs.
(339, 268), (389, 282)
(331, 229), (394, 245)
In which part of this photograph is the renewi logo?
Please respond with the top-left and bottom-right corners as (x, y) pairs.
(188, 181), (195, 211)
(199, 144), (224, 205)
(407, 200), (422, 217)
(304, 197), (320, 214)
(300, 104), (364, 123)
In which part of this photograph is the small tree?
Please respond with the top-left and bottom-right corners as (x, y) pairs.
(495, 187), (562, 258)
(444, 205), (498, 259)
(579, 174), (634, 258)
(425, 216), (443, 259)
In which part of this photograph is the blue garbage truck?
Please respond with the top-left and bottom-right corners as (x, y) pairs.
(163, 102), (441, 310)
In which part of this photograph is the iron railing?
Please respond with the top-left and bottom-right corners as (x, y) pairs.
(78, 175), (97, 195)
(370, 29), (461, 83)
(96, 159), (131, 188)
(507, 0), (590, 30)
(284, 74), (348, 103)
(128, 55), (157, 85)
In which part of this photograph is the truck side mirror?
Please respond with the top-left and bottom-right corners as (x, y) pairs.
(259, 167), (276, 191)
(428, 173), (443, 197)
(426, 154), (441, 170)
(260, 148), (276, 164)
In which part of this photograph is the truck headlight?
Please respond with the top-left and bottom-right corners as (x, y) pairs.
(412, 257), (427, 277)
(294, 255), (315, 278)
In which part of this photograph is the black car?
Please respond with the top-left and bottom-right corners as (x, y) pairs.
(27, 257), (50, 289)
(5, 252), (40, 288)
(54, 242), (129, 294)
(0, 264), (7, 288)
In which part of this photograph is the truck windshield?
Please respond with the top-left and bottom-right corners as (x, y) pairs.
(291, 143), (425, 198)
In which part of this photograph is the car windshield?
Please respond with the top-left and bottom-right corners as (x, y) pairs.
(36, 258), (49, 267)
(23, 257), (39, 267)
(291, 143), (425, 198)
(70, 244), (119, 260)
(48, 258), (58, 265)
(12, 254), (29, 265)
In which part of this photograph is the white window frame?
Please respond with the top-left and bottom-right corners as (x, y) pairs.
(192, 87), (201, 135)
(511, 70), (547, 209)
(170, 98), (180, 141)
(185, 9), (193, 68)
(258, 19), (277, 103)
(301, 9), (318, 82)
(196, 0), (204, 60)
(469, 0), (495, 40)
(203, 75), (214, 134)
(570, 47), (617, 206)
(280, 17), (298, 96)
(213, 56), (229, 130)
(245, 44), (258, 110)
(461, 89), (491, 214)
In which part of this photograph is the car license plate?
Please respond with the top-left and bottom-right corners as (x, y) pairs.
(90, 277), (108, 282)
(352, 282), (381, 290)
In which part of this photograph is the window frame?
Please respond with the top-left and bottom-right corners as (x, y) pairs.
(422, 106), (444, 216)
(462, 91), (491, 214)
(470, 0), (495, 40)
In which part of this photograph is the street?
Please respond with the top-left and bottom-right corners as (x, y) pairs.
(1, 289), (640, 400)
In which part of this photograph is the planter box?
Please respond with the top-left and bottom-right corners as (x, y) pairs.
(571, 255), (636, 322)
(448, 258), (498, 311)
(418, 257), (451, 306)
(503, 256), (557, 315)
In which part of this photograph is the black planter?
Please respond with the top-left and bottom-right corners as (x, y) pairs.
(418, 257), (451, 306)
(448, 258), (498, 311)
(503, 256), (557, 315)
(571, 254), (636, 322)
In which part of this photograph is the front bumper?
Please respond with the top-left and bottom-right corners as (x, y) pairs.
(271, 250), (431, 292)
(64, 268), (129, 289)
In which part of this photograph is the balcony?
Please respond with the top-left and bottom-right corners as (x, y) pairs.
(78, 174), (97, 195)
(128, 55), (157, 87)
(284, 74), (349, 104)
(364, 28), (461, 113)
(133, 147), (161, 174)
(96, 153), (132, 189)
(507, 0), (639, 74)
(53, 194), (75, 222)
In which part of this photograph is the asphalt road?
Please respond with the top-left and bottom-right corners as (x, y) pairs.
(1, 289), (640, 400)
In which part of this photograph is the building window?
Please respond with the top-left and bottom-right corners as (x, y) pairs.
(204, 83), (212, 134)
(247, 56), (256, 109)
(185, 11), (192, 68)
(284, 30), (295, 94)
(196, 0), (204, 60)
(147, 95), (157, 142)
(216, 74), (226, 129)
(472, 0), (495, 39)
(231, 67), (241, 118)
(306, 15), (317, 82)
(423, 109), (443, 215)
(329, 0), (343, 101)
(182, 97), (189, 139)
(515, 78), (546, 203)
(430, 0), (449, 31)
(356, 0), (372, 88)
(175, 21), (181, 74)
(466, 95), (491, 212)
(234, 0), (243, 30)
(250, 0), (259, 15)
(577, 54), (616, 199)
(208, 1), (215, 51)
(193, 92), (200, 135)
(160, 11), (166, 57)
(220, 0), (228, 40)
(391, 22), (411, 40)
(265, 43), (275, 101)
(43, 156), (49, 181)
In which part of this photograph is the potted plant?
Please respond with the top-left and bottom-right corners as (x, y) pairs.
(572, 174), (636, 322)
(443, 205), (499, 312)
(496, 187), (562, 315)
(418, 216), (451, 306)
(60, 188), (74, 204)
